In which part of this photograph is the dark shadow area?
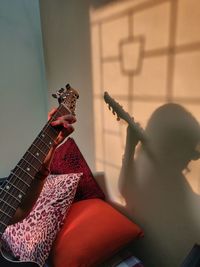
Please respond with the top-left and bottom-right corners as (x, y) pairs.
(118, 103), (200, 267)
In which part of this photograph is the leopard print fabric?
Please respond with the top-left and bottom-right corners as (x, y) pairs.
(2, 173), (82, 267)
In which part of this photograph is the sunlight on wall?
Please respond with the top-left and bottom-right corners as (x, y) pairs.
(90, 0), (200, 201)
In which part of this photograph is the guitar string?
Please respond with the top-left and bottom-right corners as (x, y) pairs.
(0, 104), (66, 230)
(0, 91), (78, 227)
(0, 110), (60, 230)
(0, 100), (74, 232)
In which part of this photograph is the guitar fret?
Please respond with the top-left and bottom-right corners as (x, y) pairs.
(40, 130), (55, 144)
(26, 150), (43, 164)
(1, 187), (22, 202)
(41, 125), (56, 140)
(0, 220), (8, 227)
(23, 151), (43, 170)
(0, 198), (18, 210)
(34, 139), (49, 155)
(51, 126), (58, 136)
(32, 144), (46, 157)
(20, 158), (38, 172)
(46, 122), (59, 137)
(6, 180), (26, 195)
(39, 129), (54, 145)
(1, 178), (28, 209)
(46, 125), (59, 140)
(16, 157), (38, 179)
(37, 135), (51, 149)
(27, 145), (46, 165)
(15, 165), (34, 180)
(10, 171), (32, 187)
(0, 189), (18, 225)
(56, 109), (64, 116)
(0, 209), (12, 219)
(60, 104), (70, 112)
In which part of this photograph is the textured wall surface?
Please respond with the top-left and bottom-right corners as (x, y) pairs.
(90, 0), (200, 266)
(0, 0), (47, 177)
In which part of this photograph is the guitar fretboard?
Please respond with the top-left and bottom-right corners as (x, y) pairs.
(0, 104), (70, 237)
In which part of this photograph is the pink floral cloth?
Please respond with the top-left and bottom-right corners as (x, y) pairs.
(2, 173), (82, 267)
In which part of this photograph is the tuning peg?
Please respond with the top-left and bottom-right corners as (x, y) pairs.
(52, 93), (57, 99)
(66, 84), (71, 89)
(117, 116), (120, 121)
(108, 105), (111, 110)
(112, 110), (116, 115)
(59, 88), (65, 93)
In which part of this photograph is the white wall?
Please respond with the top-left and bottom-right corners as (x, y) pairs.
(0, 0), (47, 177)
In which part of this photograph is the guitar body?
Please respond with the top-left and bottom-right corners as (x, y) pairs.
(0, 248), (39, 267)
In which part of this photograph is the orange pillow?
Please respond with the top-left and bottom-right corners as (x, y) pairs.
(50, 199), (144, 267)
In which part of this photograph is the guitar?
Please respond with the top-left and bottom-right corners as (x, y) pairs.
(104, 91), (157, 161)
(104, 91), (147, 142)
(0, 84), (79, 266)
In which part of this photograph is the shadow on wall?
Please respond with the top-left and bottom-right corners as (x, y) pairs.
(118, 103), (200, 267)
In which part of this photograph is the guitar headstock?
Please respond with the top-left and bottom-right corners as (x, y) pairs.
(104, 91), (131, 122)
(52, 84), (79, 115)
(104, 91), (147, 143)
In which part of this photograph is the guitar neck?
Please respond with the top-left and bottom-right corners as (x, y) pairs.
(0, 104), (70, 237)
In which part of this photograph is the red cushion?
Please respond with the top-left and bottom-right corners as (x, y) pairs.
(50, 199), (144, 267)
(50, 138), (105, 202)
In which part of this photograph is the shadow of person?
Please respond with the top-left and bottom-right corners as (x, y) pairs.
(118, 103), (200, 267)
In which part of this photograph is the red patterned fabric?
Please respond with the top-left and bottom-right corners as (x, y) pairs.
(2, 173), (82, 267)
(50, 138), (105, 202)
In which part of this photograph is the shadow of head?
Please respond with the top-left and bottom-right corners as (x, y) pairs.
(145, 103), (200, 171)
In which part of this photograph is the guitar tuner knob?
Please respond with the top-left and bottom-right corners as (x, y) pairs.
(52, 93), (57, 99)
(108, 105), (111, 110)
(117, 117), (120, 121)
(66, 84), (71, 89)
(59, 88), (65, 93)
